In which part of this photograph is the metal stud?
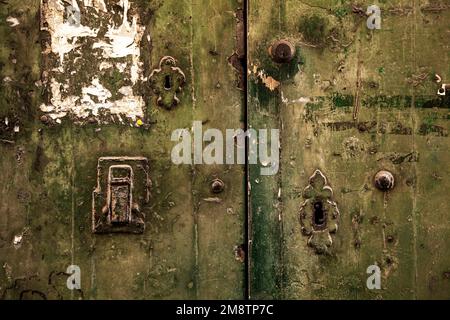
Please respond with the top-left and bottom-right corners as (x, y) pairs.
(210, 178), (225, 194)
(374, 170), (395, 191)
(269, 40), (295, 64)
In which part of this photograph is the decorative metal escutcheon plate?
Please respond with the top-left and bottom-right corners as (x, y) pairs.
(149, 56), (186, 109)
(299, 170), (340, 254)
(92, 157), (151, 234)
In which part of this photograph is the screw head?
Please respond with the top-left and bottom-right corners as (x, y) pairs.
(374, 170), (395, 191)
(269, 40), (295, 64)
(87, 117), (97, 124)
(40, 115), (49, 124)
(210, 178), (225, 194)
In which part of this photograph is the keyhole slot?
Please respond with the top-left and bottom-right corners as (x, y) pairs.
(164, 75), (172, 90)
(313, 201), (326, 229)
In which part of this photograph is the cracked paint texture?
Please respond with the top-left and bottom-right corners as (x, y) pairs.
(40, 0), (145, 124)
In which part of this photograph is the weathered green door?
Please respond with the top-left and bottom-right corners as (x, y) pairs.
(0, 0), (245, 299)
(2, 0), (450, 301)
(249, 0), (450, 299)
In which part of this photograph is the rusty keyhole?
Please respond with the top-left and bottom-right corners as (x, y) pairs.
(164, 75), (172, 90)
(312, 201), (327, 229)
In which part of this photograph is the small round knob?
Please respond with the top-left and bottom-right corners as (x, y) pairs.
(269, 40), (295, 64)
(374, 170), (395, 191)
(40, 115), (49, 124)
(210, 178), (225, 194)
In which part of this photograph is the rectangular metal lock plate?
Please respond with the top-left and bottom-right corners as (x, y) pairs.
(92, 157), (150, 233)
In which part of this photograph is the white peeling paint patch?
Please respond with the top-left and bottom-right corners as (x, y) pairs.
(41, 78), (144, 121)
(40, 0), (146, 124)
(118, 86), (133, 96)
(13, 227), (29, 249)
(99, 61), (113, 70)
(291, 97), (311, 104)
(6, 17), (20, 27)
(82, 78), (112, 104)
(13, 235), (23, 249)
(92, 0), (145, 84)
(83, 0), (107, 12)
(93, 4), (141, 58)
(80, 79), (144, 120)
(40, 78), (79, 119)
(116, 62), (127, 72)
(42, 0), (99, 66)
(110, 94), (144, 121)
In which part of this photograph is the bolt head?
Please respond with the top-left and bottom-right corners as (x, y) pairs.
(40, 115), (49, 124)
(269, 40), (295, 64)
(87, 117), (97, 124)
(211, 178), (225, 193)
(374, 170), (395, 191)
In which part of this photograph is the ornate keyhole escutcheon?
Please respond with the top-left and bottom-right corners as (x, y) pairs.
(299, 170), (340, 254)
(92, 157), (151, 234)
(149, 56), (186, 110)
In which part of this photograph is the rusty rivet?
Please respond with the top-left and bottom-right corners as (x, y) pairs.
(87, 117), (97, 124)
(269, 40), (295, 64)
(210, 178), (225, 193)
(40, 115), (49, 124)
(374, 170), (395, 191)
